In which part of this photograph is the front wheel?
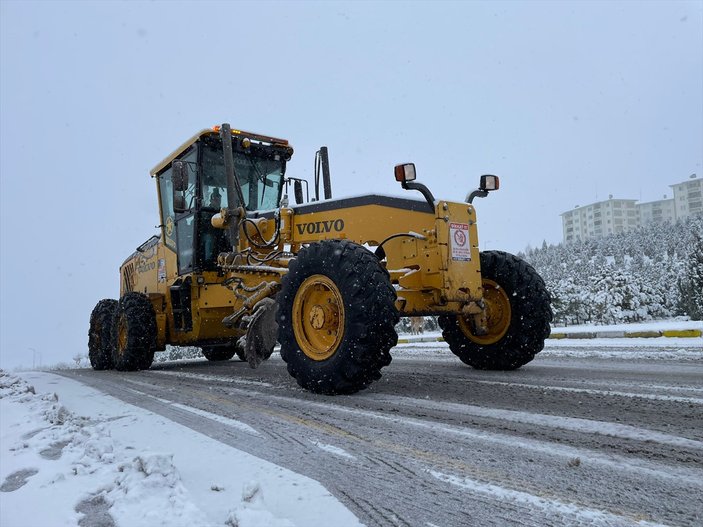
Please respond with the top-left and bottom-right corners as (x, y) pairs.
(439, 251), (552, 370)
(277, 240), (398, 395)
(111, 292), (157, 371)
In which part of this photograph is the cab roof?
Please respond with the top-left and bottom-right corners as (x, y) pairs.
(149, 126), (290, 177)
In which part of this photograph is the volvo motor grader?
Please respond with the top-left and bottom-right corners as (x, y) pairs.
(88, 123), (552, 394)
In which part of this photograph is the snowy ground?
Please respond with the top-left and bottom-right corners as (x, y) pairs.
(395, 319), (702, 361)
(392, 338), (702, 363)
(398, 319), (703, 340)
(1, 320), (700, 526)
(0, 371), (362, 527)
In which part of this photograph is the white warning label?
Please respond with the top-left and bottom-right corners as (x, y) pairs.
(157, 258), (166, 282)
(450, 223), (471, 261)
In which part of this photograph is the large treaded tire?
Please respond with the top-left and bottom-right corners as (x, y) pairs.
(88, 299), (117, 370)
(111, 292), (157, 371)
(439, 251), (552, 370)
(202, 346), (236, 361)
(277, 240), (398, 395)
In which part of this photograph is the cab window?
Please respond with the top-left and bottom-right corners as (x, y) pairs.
(201, 141), (284, 212)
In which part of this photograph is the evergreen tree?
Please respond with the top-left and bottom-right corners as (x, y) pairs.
(523, 216), (702, 324)
(678, 228), (703, 320)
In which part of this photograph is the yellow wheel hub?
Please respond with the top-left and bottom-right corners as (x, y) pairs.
(292, 274), (345, 361)
(459, 279), (511, 345)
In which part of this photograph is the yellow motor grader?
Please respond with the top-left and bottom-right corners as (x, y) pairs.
(88, 123), (552, 394)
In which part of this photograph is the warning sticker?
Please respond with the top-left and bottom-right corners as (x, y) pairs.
(450, 223), (471, 261)
(157, 258), (166, 282)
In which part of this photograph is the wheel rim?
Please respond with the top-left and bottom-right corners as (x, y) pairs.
(458, 279), (511, 345)
(116, 315), (128, 358)
(292, 274), (345, 361)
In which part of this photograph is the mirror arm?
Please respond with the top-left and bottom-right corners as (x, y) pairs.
(466, 189), (489, 204)
(403, 181), (435, 212)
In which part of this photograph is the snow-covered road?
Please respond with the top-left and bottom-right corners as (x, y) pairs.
(2, 339), (702, 526)
(0, 371), (361, 527)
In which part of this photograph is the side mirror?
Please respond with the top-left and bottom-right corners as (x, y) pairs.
(466, 174), (500, 204)
(172, 161), (189, 192)
(480, 175), (500, 191)
(294, 180), (304, 204)
(394, 163), (416, 183)
(173, 194), (187, 213)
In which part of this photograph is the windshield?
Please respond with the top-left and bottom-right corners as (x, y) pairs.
(201, 141), (285, 212)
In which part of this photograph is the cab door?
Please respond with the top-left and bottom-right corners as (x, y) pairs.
(157, 145), (198, 276)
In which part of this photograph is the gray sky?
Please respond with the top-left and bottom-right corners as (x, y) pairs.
(1, 0), (701, 369)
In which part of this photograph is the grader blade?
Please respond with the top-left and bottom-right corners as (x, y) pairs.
(244, 297), (278, 369)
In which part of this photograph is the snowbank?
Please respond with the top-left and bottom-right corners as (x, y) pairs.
(396, 320), (703, 341)
(0, 370), (362, 527)
(550, 319), (702, 333)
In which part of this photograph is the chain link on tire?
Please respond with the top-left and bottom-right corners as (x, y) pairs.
(111, 292), (157, 371)
(277, 239), (398, 394)
(88, 299), (117, 370)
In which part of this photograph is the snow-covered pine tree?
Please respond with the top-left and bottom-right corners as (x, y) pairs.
(677, 224), (703, 320)
(524, 216), (702, 324)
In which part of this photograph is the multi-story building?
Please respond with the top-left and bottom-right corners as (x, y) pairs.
(561, 174), (701, 243)
(671, 175), (703, 220)
(561, 197), (638, 244)
(638, 197), (676, 225)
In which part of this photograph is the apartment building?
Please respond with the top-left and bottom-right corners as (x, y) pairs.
(671, 175), (703, 220)
(561, 197), (638, 244)
(638, 197), (676, 225)
(561, 175), (701, 243)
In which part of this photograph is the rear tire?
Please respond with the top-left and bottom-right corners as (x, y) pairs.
(202, 346), (236, 361)
(88, 299), (117, 370)
(439, 251), (552, 370)
(111, 292), (157, 371)
(277, 240), (398, 395)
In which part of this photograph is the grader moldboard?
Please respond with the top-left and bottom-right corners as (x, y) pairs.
(88, 123), (552, 395)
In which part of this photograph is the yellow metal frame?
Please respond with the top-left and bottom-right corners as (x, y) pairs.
(120, 195), (487, 349)
(282, 198), (483, 315)
(120, 128), (488, 351)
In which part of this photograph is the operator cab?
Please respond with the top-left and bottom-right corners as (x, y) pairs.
(153, 128), (292, 275)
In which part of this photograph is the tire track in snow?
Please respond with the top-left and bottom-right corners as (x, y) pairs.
(165, 377), (703, 484)
(309, 440), (357, 460)
(126, 367), (703, 485)
(463, 378), (703, 404)
(83, 373), (567, 526)
(429, 470), (667, 527)
(169, 403), (261, 436)
(57, 350), (703, 527)
(369, 394), (703, 449)
(193, 381), (703, 525)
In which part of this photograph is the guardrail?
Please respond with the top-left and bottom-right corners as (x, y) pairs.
(549, 329), (702, 339)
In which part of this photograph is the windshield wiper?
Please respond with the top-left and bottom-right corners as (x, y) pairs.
(247, 157), (273, 205)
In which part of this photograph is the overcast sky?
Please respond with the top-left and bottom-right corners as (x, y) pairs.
(1, 0), (701, 369)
